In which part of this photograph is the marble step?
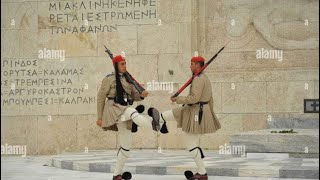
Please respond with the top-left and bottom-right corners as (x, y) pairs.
(267, 118), (319, 129)
(229, 129), (319, 157)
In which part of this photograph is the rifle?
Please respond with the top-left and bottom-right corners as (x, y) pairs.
(171, 46), (226, 98)
(104, 46), (145, 94)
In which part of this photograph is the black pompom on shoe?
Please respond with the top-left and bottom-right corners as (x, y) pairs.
(135, 105), (145, 113)
(122, 171), (132, 180)
(184, 170), (193, 179)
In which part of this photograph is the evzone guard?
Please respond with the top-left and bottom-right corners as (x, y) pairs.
(96, 54), (168, 180)
(158, 47), (225, 180)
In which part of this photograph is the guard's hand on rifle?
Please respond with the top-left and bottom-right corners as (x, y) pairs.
(96, 119), (102, 127)
(170, 97), (177, 102)
(140, 91), (149, 98)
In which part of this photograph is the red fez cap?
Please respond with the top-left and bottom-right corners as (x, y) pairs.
(112, 55), (125, 64)
(191, 56), (205, 62)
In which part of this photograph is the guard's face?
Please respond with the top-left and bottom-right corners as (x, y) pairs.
(190, 62), (200, 73)
(117, 60), (127, 73)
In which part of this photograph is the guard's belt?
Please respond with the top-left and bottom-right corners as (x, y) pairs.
(187, 101), (209, 125)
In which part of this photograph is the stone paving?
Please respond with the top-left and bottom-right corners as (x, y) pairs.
(47, 150), (319, 179)
(2, 152), (318, 180)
